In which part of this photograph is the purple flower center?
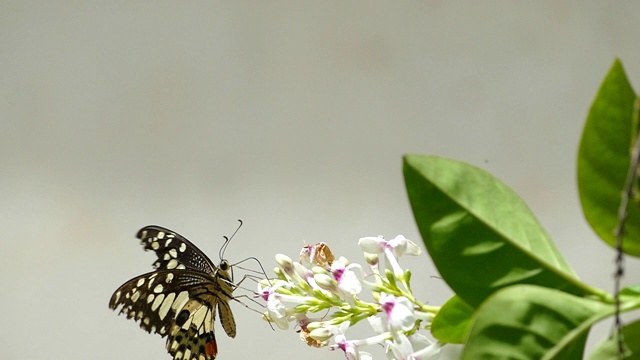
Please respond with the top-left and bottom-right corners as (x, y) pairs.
(333, 267), (345, 283)
(382, 300), (395, 317)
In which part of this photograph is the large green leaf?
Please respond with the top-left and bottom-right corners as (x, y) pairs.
(431, 295), (475, 344)
(589, 318), (640, 359)
(620, 285), (640, 297)
(463, 285), (613, 360)
(577, 59), (640, 256)
(588, 286), (640, 358)
(404, 154), (607, 306)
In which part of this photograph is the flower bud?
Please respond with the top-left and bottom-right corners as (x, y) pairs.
(275, 254), (294, 273)
(314, 273), (337, 291)
(311, 265), (329, 275)
(337, 256), (349, 266)
(364, 253), (379, 266)
(306, 321), (323, 331)
(309, 327), (333, 342)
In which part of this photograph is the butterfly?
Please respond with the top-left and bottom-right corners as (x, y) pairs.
(109, 225), (237, 360)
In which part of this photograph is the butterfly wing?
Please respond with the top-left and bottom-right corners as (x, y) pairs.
(166, 299), (219, 360)
(137, 226), (218, 275)
(166, 324), (217, 360)
(217, 297), (236, 338)
(110, 269), (236, 360)
(163, 272), (236, 360)
(109, 270), (195, 336)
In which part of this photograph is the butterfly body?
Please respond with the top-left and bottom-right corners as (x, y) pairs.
(109, 226), (236, 360)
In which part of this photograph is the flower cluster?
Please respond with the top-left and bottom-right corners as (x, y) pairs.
(258, 235), (443, 359)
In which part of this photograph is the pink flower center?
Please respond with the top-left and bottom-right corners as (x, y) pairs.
(382, 300), (394, 317)
(333, 267), (345, 283)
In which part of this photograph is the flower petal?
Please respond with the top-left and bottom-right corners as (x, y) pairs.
(358, 236), (387, 254)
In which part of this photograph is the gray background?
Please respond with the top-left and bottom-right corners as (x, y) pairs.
(2, 2), (640, 359)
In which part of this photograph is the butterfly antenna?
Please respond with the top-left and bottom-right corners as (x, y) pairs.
(219, 219), (243, 261)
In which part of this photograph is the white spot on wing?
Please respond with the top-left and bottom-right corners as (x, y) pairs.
(147, 294), (155, 303)
(172, 291), (189, 311)
(158, 292), (176, 320)
(179, 243), (187, 252)
(136, 278), (145, 287)
(114, 291), (121, 303)
(154, 284), (164, 293)
(151, 294), (165, 311)
(191, 304), (208, 328)
(131, 291), (140, 302)
(166, 273), (174, 282)
(169, 334), (179, 351)
(151, 241), (160, 250)
(167, 259), (178, 269)
(157, 231), (165, 239)
(165, 238), (172, 247)
(169, 248), (178, 258)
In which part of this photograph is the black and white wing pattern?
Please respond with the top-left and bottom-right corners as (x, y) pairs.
(109, 226), (237, 360)
(136, 226), (218, 274)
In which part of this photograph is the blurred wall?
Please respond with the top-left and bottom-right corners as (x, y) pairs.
(2, 2), (640, 359)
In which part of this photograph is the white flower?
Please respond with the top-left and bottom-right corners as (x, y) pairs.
(329, 322), (378, 360)
(408, 336), (442, 360)
(358, 235), (421, 257)
(389, 235), (421, 256)
(386, 333), (442, 360)
(359, 235), (420, 280)
(330, 260), (364, 296)
(266, 296), (289, 330)
(258, 281), (289, 329)
(258, 280), (312, 330)
(379, 294), (415, 332)
(358, 236), (389, 254)
(260, 239), (442, 358)
(334, 334), (361, 360)
(386, 333), (414, 360)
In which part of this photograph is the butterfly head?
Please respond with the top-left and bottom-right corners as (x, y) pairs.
(218, 259), (231, 272)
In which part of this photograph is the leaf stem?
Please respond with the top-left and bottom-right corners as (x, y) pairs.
(611, 96), (640, 359)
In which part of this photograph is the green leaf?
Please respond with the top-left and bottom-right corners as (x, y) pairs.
(620, 285), (640, 297)
(403, 154), (607, 306)
(462, 285), (613, 360)
(589, 319), (640, 359)
(431, 295), (475, 344)
(577, 59), (640, 256)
